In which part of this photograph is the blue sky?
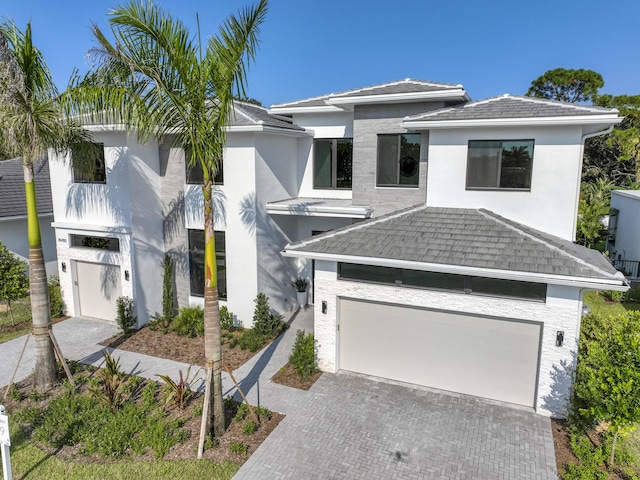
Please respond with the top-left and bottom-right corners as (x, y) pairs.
(2, 0), (639, 107)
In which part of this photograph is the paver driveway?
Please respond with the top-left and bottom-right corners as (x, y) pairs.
(234, 373), (558, 480)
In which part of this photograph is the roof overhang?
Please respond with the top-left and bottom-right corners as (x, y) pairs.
(268, 105), (348, 115)
(281, 250), (628, 291)
(266, 201), (373, 219)
(401, 114), (623, 130)
(324, 89), (471, 111)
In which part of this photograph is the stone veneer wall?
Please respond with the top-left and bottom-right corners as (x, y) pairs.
(313, 261), (582, 418)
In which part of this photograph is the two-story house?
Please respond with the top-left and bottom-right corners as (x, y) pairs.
(50, 79), (626, 417)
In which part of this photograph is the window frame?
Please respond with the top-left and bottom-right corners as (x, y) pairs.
(465, 139), (534, 191)
(376, 133), (421, 188)
(72, 142), (107, 184)
(188, 229), (227, 300)
(313, 138), (353, 190)
(69, 234), (120, 252)
(185, 149), (223, 186)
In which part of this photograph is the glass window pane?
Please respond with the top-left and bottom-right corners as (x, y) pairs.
(188, 230), (205, 297)
(500, 140), (533, 189)
(336, 139), (353, 189)
(338, 263), (396, 284)
(471, 277), (546, 301)
(467, 140), (500, 188)
(73, 143), (106, 183)
(398, 134), (420, 185)
(402, 270), (465, 291)
(377, 135), (399, 185)
(314, 140), (333, 188)
(215, 231), (227, 300)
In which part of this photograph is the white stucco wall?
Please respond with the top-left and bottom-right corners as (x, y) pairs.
(609, 190), (640, 262)
(426, 126), (584, 241)
(312, 260), (583, 417)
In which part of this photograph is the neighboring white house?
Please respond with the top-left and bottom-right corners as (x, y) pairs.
(0, 158), (58, 276)
(50, 79), (626, 417)
(607, 189), (640, 279)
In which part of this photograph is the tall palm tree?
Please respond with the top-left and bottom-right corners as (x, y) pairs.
(67, 0), (268, 443)
(0, 21), (100, 390)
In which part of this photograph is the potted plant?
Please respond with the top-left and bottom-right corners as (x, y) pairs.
(292, 277), (309, 307)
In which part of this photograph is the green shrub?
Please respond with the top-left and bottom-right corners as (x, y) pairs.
(89, 350), (129, 411)
(229, 441), (249, 455)
(220, 305), (235, 330)
(562, 463), (607, 480)
(252, 293), (286, 337)
(116, 296), (137, 335)
(238, 329), (266, 352)
(254, 405), (271, 420)
(289, 330), (318, 379)
(172, 306), (204, 337)
(156, 366), (195, 409)
(48, 275), (65, 318)
(7, 383), (23, 402)
(601, 290), (624, 302)
(242, 420), (258, 435)
(624, 286), (640, 303)
(234, 403), (249, 422)
(161, 254), (175, 325)
(28, 390), (45, 402)
(141, 380), (158, 409)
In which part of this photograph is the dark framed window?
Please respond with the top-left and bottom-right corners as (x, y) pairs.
(338, 263), (546, 302)
(188, 230), (227, 299)
(70, 234), (119, 251)
(185, 149), (223, 185)
(466, 140), (534, 190)
(72, 143), (106, 184)
(314, 138), (352, 189)
(376, 133), (420, 187)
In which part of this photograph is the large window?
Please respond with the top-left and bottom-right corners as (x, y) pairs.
(185, 149), (223, 185)
(314, 138), (352, 189)
(70, 234), (119, 251)
(338, 263), (546, 302)
(376, 133), (420, 187)
(466, 140), (534, 190)
(188, 230), (227, 299)
(72, 143), (106, 184)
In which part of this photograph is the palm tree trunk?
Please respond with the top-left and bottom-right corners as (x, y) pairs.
(202, 177), (225, 436)
(24, 162), (57, 390)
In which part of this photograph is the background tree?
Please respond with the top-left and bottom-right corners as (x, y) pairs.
(67, 0), (268, 446)
(0, 240), (29, 325)
(0, 20), (100, 389)
(526, 68), (604, 103)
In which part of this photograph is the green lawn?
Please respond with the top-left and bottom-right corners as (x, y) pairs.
(0, 298), (32, 344)
(582, 290), (640, 317)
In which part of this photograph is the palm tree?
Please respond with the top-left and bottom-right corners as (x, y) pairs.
(67, 0), (268, 445)
(0, 20), (100, 390)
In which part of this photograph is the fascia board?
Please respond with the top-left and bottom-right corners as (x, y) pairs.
(325, 89), (469, 106)
(401, 114), (623, 130)
(266, 204), (373, 218)
(281, 250), (628, 290)
(268, 105), (346, 115)
(225, 125), (311, 137)
(51, 222), (132, 234)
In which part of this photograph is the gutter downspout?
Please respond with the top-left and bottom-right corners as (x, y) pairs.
(572, 126), (615, 241)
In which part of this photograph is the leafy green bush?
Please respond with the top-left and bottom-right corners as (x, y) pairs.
(156, 366), (195, 409)
(242, 420), (258, 435)
(624, 286), (640, 303)
(252, 293), (286, 337)
(161, 254), (175, 324)
(601, 290), (624, 302)
(89, 350), (129, 411)
(229, 441), (248, 455)
(7, 383), (23, 402)
(48, 275), (65, 318)
(562, 463), (607, 480)
(238, 329), (266, 352)
(220, 305), (235, 330)
(172, 305), (204, 337)
(0, 241), (29, 324)
(116, 296), (137, 335)
(289, 330), (318, 379)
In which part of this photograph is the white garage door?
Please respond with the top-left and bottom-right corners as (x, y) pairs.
(75, 261), (122, 321)
(338, 299), (541, 407)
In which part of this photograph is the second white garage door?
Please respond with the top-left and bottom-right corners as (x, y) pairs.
(75, 261), (122, 321)
(338, 298), (541, 407)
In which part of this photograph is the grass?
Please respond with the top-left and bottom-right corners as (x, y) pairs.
(0, 297), (32, 344)
(1, 424), (239, 479)
(582, 291), (640, 318)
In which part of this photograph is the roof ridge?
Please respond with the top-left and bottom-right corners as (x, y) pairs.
(502, 94), (618, 114)
(233, 102), (263, 125)
(477, 209), (620, 279)
(285, 204), (428, 250)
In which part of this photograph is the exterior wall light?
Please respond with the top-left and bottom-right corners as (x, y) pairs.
(556, 331), (564, 347)
(322, 301), (327, 314)
(124, 270), (130, 281)
(61, 262), (66, 273)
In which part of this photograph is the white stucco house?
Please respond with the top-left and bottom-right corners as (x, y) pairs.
(607, 189), (640, 279)
(49, 79), (626, 417)
(0, 158), (58, 276)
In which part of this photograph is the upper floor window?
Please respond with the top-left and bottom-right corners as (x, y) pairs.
(314, 138), (352, 189)
(185, 149), (223, 185)
(188, 229), (227, 300)
(72, 143), (106, 184)
(376, 133), (420, 187)
(466, 140), (534, 190)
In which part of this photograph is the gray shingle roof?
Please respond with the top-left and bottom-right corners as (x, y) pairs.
(404, 94), (618, 122)
(285, 205), (622, 282)
(0, 158), (52, 218)
(272, 79), (464, 108)
(231, 101), (304, 131)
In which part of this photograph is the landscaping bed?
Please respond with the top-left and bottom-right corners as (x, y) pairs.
(271, 362), (322, 390)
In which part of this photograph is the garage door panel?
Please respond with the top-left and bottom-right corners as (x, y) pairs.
(76, 261), (122, 321)
(338, 299), (540, 407)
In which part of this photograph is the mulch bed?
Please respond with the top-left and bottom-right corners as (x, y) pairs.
(271, 363), (322, 390)
(100, 327), (263, 372)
